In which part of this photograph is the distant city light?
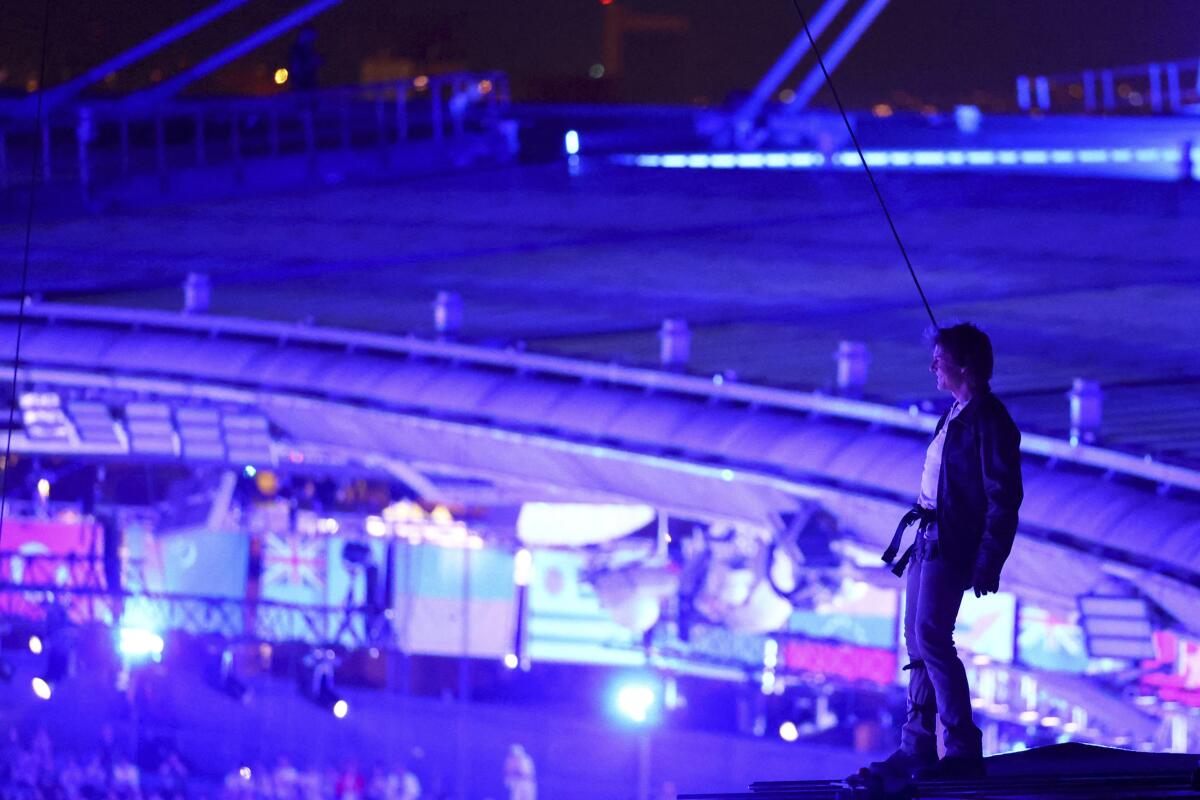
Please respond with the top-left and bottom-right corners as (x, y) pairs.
(36, 478), (51, 501)
(118, 627), (165, 660)
(364, 516), (388, 537)
(589, 63), (605, 79)
(31, 677), (52, 700)
(778, 89), (796, 104)
(239, 766), (252, 781)
(779, 721), (799, 742)
(564, 130), (580, 156)
(413, 75), (429, 90)
(614, 681), (657, 724)
(28, 635), (43, 655)
(477, 79), (493, 94)
(243, 465), (257, 478)
(504, 653), (519, 670)
(332, 699), (349, 719)
(274, 68), (289, 85)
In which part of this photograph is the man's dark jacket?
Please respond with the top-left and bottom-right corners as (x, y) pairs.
(932, 389), (1024, 588)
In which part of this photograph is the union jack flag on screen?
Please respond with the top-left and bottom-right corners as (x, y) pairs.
(262, 533), (327, 604)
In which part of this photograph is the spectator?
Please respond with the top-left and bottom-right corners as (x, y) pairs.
(502, 744), (535, 800)
(336, 759), (365, 800)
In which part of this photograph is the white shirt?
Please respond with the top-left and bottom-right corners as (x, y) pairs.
(918, 401), (963, 518)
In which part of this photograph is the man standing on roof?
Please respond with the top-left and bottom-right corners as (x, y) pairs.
(864, 322), (1023, 783)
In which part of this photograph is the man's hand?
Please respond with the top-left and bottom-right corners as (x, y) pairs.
(972, 560), (1001, 598)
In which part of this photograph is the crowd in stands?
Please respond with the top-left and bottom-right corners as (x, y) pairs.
(0, 726), (422, 800)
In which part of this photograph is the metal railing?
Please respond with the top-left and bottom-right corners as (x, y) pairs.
(1016, 57), (1200, 115)
(0, 72), (511, 199)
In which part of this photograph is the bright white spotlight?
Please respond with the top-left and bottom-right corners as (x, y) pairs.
(118, 627), (164, 660)
(31, 677), (52, 700)
(28, 635), (43, 655)
(36, 479), (51, 501)
(615, 683), (656, 724)
(503, 653), (519, 670)
(564, 130), (580, 156)
(779, 721), (799, 742)
(332, 699), (349, 719)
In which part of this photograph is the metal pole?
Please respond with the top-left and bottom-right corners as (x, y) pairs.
(1166, 63), (1181, 112)
(33, 0), (255, 114)
(730, 0), (852, 140)
(155, 114), (168, 191)
(789, 0), (894, 112)
(340, 91), (351, 150)
(375, 93), (386, 150)
(1149, 63), (1163, 113)
(302, 105), (316, 174)
(231, 112), (243, 183)
(128, 0), (343, 106)
(394, 83), (408, 142)
(430, 79), (443, 143)
(76, 110), (92, 203)
(40, 121), (52, 182)
(1034, 76), (1050, 112)
(268, 108), (280, 156)
(195, 112), (206, 165)
(1015, 76), (1032, 112)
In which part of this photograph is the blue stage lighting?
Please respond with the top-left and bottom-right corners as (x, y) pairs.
(117, 627), (164, 661)
(613, 681), (658, 724)
(564, 130), (580, 156)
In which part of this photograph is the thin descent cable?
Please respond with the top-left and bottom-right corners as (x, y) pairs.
(1, 1), (54, 548)
(788, 0), (938, 329)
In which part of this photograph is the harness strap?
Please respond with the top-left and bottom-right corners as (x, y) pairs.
(882, 505), (935, 576)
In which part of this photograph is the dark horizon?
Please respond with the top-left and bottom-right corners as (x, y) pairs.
(2, 0), (1198, 108)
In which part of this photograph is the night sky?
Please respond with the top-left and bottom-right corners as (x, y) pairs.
(2, 1), (1197, 106)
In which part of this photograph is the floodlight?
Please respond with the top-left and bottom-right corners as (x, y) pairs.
(564, 130), (580, 156)
(614, 681), (657, 724)
(117, 627), (165, 661)
(31, 677), (52, 700)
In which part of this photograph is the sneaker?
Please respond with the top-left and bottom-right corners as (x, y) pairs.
(850, 748), (936, 782)
(912, 755), (985, 781)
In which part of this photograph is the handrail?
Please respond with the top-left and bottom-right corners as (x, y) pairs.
(2, 301), (1198, 493)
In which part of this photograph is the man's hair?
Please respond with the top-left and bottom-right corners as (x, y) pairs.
(931, 322), (993, 388)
